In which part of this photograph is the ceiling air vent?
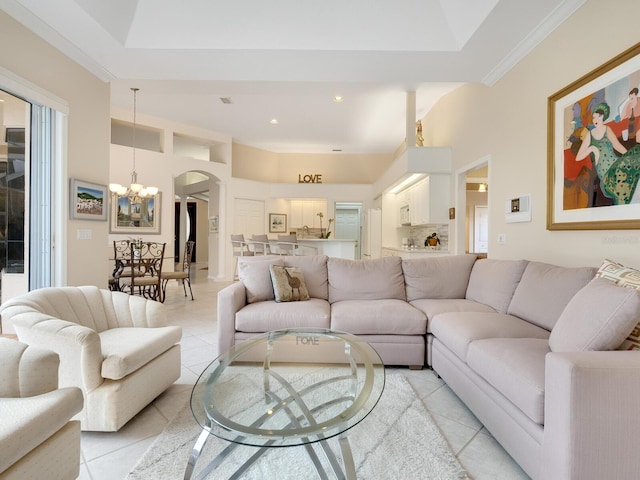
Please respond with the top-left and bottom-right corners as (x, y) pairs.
(219, 97), (232, 104)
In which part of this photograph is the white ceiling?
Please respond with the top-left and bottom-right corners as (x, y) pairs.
(2, 0), (584, 154)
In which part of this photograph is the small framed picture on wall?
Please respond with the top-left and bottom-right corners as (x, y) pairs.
(269, 213), (287, 233)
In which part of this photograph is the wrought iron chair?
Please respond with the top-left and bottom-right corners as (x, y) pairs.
(161, 240), (195, 300)
(109, 240), (142, 291)
(118, 241), (166, 302)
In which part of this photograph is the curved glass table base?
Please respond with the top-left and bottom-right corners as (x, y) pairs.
(184, 328), (385, 480)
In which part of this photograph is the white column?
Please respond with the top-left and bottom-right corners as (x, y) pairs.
(406, 91), (416, 147)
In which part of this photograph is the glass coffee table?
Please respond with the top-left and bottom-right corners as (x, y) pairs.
(185, 328), (385, 480)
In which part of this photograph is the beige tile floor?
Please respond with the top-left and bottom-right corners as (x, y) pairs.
(78, 264), (530, 480)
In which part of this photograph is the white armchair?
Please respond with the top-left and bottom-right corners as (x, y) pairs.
(0, 338), (83, 479)
(0, 286), (182, 432)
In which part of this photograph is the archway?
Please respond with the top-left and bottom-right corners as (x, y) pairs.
(173, 170), (222, 280)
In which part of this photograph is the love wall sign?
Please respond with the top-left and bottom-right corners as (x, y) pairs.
(298, 174), (323, 184)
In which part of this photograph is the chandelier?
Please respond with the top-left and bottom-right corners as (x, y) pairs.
(109, 87), (158, 201)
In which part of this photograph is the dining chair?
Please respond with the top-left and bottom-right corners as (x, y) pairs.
(249, 234), (271, 255)
(276, 234), (299, 255)
(119, 241), (166, 302)
(110, 240), (146, 291)
(231, 234), (254, 280)
(161, 240), (195, 300)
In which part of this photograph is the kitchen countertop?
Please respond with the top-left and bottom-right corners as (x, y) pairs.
(383, 246), (451, 254)
(297, 238), (356, 242)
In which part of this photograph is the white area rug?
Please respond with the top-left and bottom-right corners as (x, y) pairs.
(127, 373), (468, 479)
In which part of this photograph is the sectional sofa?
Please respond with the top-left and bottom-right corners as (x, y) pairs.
(217, 254), (640, 480)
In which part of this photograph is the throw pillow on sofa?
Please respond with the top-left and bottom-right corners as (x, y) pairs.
(269, 265), (309, 302)
(549, 277), (640, 352)
(595, 258), (640, 350)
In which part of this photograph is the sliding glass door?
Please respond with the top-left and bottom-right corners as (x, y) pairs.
(0, 88), (56, 300)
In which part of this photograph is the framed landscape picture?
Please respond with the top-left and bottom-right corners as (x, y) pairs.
(110, 193), (161, 234)
(69, 179), (108, 221)
(269, 213), (287, 233)
(547, 41), (640, 230)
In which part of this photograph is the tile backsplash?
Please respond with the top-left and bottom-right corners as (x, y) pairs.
(408, 224), (449, 249)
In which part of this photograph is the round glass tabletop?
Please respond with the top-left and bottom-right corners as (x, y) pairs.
(190, 328), (385, 448)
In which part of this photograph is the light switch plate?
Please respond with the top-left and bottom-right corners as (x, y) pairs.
(77, 229), (92, 240)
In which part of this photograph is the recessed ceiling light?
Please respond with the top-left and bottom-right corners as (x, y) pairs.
(333, 96), (344, 103)
(270, 118), (279, 125)
(332, 149), (342, 152)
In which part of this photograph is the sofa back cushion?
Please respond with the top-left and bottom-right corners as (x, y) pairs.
(549, 277), (640, 351)
(328, 256), (405, 303)
(238, 255), (284, 303)
(284, 255), (329, 300)
(507, 262), (596, 330)
(402, 254), (477, 302)
(465, 259), (528, 314)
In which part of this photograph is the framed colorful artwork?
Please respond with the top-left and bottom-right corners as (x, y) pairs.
(69, 179), (108, 221)
(110, 193), (161, 234)
(547, 41), (640, 230)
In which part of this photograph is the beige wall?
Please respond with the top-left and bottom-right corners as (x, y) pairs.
(232, 143), (280, 182)
(5, 0), (640, 286)
(233, 142), (392, 184)
(423, 0), (640, 268)
(0, 11), (111, 288)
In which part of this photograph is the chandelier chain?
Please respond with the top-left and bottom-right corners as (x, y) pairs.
(132, 87), (139, 176)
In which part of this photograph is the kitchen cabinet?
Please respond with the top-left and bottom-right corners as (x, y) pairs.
(290, 199), (327, 228)
(408, 175), (450, 225)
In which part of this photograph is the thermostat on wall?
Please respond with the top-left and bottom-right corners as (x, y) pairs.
(505, 194), (531, 223)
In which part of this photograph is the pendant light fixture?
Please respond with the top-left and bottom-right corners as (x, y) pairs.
(109, 88), (158, 200)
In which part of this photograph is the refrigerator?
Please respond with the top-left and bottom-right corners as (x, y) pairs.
(362, 208), (382, 259)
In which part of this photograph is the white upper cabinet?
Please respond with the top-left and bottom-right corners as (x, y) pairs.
(290, 199), (327, 228)
(408, 174), (450, 225)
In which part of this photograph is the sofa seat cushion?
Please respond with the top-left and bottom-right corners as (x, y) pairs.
(410, 299), (496, 332)
(430, 312), (550, 362)
(99, 326), (182, 380)
(235, 299), (331, 333)
(467, 338), (549, 425)
(330, 300), (426, 335)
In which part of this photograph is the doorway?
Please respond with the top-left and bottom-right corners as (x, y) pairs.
(334, 202), (362, 259)
(454, 157), (489, 255)
(473, 205), (489, 253)
(174, 202), (197, 262)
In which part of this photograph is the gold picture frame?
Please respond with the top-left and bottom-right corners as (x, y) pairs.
(547, 41), (640, 230)
(110, 193), (161, 234)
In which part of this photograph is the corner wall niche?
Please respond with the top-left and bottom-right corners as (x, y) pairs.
(173, 132), (226, 164)
(111, 119), (163, 153)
